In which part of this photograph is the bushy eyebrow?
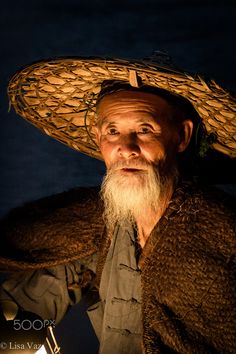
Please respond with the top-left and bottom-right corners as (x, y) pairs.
(102, 119), (116, 126)
(97, 116), (162, 131)
(96, 117), (116, 129)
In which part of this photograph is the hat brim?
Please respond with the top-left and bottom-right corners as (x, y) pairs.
(8, 57), (236, 158)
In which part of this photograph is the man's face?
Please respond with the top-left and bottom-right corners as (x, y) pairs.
(96, 90), (188, 172)
(95, 90), (193, 226)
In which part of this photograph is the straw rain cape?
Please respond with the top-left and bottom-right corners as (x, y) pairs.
(0, 183), (235, 353)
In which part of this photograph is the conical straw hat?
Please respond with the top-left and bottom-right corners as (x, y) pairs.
(8, 55), (236, 158)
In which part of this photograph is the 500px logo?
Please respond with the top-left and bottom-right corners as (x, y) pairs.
(13, 319), (55, 331)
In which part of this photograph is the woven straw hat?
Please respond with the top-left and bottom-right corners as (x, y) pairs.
(8, 53), (236, 158)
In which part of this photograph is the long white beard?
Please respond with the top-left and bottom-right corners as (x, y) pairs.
(100, 158), (178, 231)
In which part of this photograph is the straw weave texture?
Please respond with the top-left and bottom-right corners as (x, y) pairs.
(8, 57), (236, 158)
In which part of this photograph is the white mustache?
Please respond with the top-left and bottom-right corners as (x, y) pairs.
(109, 158), (153, 171)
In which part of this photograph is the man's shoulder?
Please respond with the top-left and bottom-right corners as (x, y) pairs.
(168, 181), (236, 261)
(0, 187), (105, 270)
(147, 182), (236, 269)
(178, 181), (235, 219)
(1, 186), (102, 220)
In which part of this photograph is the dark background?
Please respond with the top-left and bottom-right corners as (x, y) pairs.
(0, 0), (235, 353)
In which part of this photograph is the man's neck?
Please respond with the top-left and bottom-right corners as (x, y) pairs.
(135, 184), (174, 248)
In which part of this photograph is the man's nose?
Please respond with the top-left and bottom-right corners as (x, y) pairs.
(117, 133), (141, 158)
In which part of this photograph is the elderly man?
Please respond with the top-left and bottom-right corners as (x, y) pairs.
(0, 55), (235, 353)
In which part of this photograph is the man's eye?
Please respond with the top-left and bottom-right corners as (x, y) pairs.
(107, 128), (119, 135)
(138, 127), (151, 134)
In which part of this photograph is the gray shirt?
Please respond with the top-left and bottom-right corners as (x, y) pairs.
(88, 222), (143, 354)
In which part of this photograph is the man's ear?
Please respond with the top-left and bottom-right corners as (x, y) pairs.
(177, 119), (194, 152)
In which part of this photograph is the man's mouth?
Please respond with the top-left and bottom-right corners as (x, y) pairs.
(111, 159), (150, 174)
(118, 167), (146, 173)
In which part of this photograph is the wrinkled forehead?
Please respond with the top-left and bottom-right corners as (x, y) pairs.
(96, 90), (176, 126)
